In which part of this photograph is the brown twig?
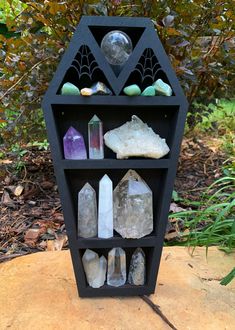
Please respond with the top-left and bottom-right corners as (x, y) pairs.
(141, 295), (178, 330)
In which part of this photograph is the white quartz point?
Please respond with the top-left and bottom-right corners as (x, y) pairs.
(107, 247), (126, 287)
(98, 174), (113, 238)
(104, 115), (170, 159)
(82, 249), (107, 288)
(77, 183), (97, 238)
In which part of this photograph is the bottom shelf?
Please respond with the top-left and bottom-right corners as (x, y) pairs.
(77, 246), (156, 297)
(79, 284), (154, 297)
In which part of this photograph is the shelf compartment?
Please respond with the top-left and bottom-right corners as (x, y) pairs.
(78, 246), (155, 297)
(52, 103), (179, 160)
(64, 168), (167, 238)
(60, 159), (170, 169)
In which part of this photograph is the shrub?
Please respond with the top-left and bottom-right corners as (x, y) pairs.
(0, 1), (234, 144)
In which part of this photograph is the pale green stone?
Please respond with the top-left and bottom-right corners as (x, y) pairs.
(152, 79), (172, 96)
(61, 82), (80, 95)
(141, 86), (155, 96)
(123, 84), (141, 96)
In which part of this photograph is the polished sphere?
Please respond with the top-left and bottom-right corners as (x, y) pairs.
(101, 30), (133, 65)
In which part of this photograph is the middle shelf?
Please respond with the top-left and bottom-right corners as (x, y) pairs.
(60, 158), (170, 169)
(76, 235), (157, 248)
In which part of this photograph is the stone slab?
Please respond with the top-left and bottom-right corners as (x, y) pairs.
(0, 247), (234, 330)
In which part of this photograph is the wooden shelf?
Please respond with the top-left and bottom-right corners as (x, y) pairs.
(76, 235), (157, 248)
(79, 284), (153, 297)
(60, 159), (170, 169)
(49, 95), (183, 106)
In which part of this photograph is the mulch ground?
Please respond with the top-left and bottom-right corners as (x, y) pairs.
(0, 136), (227, 262)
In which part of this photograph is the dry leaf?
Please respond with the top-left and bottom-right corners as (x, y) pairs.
(1, 190), (15, 208)
(169, 202), (186, 213)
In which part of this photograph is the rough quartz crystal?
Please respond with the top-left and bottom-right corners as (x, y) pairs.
(63, 126), (87, 159)
(104, 115), (169, 159)
(98, 175), (113, 238)
(82, 249), (107, 288)
(128, 248), (146, 285)
(88, 115), (104, 159)
(101, 30), (133, 66)
(77, 183), (97, 238)
(114, 169), (153, 239)
(90, 82), (112, 95)
(107, 247), (126, 287)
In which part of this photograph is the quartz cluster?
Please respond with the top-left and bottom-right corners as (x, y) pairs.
(104, 115), (169, 159)
(82, 247), (146, 288)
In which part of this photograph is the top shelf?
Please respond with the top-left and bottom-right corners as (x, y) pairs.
(49, 95), (183, 107)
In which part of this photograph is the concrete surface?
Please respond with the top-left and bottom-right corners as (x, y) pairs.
(0, 246), (234, 330)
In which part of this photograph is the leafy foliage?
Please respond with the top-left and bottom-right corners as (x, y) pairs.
(0, 0), (234, 144)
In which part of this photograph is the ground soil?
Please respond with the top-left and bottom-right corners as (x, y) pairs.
(0, 136), (227, 261)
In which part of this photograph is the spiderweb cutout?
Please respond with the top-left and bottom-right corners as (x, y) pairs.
(71, 45), (101, 82)
(60, 45), (113, 91)
(123, 48), (171, 91)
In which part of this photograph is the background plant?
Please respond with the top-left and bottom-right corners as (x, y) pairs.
(0, 0), (234, 145)
(169, 162), (235, 253)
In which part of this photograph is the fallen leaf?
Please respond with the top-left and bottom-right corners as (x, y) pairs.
(169, 202), (186, 213)
(1, 190), (15, 208)
(24, 228), (41, 247)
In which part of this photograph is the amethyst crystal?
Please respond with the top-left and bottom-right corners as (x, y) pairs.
(63, 126), (87, 159)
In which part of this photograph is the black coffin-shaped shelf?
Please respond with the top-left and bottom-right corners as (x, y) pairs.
(42, 16), (188, 297)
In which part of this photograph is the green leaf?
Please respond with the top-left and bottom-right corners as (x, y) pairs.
(220, 267), (235, 286)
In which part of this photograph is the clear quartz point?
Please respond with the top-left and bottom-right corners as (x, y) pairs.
(107, 247), (126, 287)
(88, 115), (104, 159)
(98, 174), (113, 238)
(77, 183), (97, 238)
(114, 169), (153, 239)
(82, 249), (107, 288)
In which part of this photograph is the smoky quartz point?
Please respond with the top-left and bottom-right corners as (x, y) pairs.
(128, 248), (146, 285)
(114, 169), (153, 239)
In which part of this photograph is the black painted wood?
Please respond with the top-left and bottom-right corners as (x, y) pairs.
(42, 16), (188, 297)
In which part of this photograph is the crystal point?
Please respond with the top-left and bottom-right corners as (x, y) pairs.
(82, 249), (107, 288)
(88, 115), (104, 159)
(78, 183), (97, 238)
(107, 247), (126, 287)
(63, 126), (87, 159)
(98, 175), (113, 238)
(128, 248), (146, 285)
(114, 169), (153, 239)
